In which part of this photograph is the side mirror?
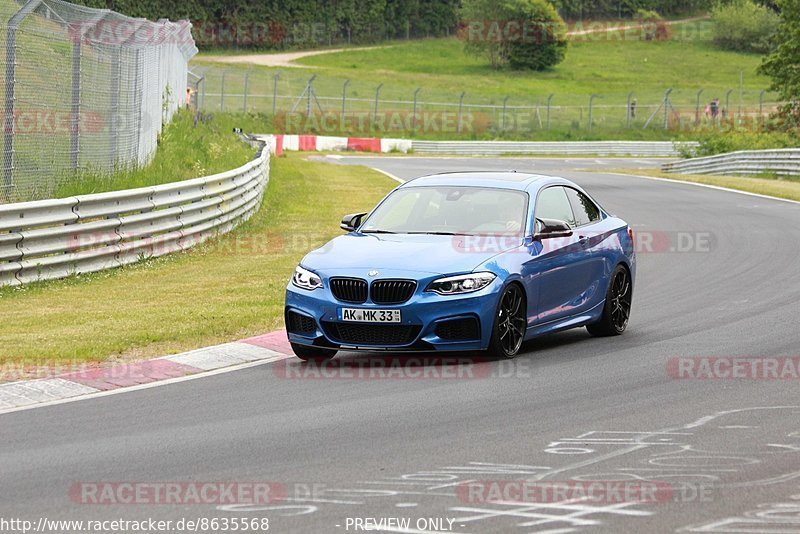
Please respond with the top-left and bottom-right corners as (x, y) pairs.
(340, 212), (367, 231)
(533, 218), (573, 240)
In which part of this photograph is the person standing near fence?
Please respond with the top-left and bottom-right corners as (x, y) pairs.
(630, 98), (637, 119)
(710, 98), (719, 119)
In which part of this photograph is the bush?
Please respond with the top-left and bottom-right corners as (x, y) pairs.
(681, 128), (799, 157)
(712, 0), (779, 53)
(460, 0), (568, 70)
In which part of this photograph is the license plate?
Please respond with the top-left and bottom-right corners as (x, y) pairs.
(339, 308), (401, 323)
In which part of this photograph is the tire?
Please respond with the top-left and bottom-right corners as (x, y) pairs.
(291, 343), (337, 362)
(587, 264), (632, 337)
(487, 284), (527, 359)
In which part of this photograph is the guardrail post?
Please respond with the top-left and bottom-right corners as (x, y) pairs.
(411, 87), (421, 135)
(3, 0), (43, 200)
(546, 93), (553, 130)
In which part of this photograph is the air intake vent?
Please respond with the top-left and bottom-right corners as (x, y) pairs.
(322, 322), (421, 346)
(286, 310), (317, 334)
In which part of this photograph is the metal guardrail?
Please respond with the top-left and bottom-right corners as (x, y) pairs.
(662, 149), (800, 176)
(0, 142), (269, 286)
(410, 140), (694, 157)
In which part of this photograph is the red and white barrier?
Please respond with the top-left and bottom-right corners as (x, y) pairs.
(260, 134), (411, 157)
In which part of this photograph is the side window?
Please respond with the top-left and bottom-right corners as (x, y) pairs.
(565, 188), (601, 226)
(535, 187), (576, 227)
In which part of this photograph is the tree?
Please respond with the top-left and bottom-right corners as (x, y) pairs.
(459, 0), (568, 70)
(759, 0), (800, 128)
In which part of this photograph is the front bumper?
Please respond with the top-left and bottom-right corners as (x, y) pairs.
(285, 278), (502, 352)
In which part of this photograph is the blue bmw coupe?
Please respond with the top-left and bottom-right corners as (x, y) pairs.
(285, 171), (635, 361)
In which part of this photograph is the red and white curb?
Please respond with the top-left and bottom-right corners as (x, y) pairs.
(258, 134), (411, 157)
(0, 330), (293, 414)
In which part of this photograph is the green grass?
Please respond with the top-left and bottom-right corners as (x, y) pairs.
(190, 20), (776, 139)
(0, 154), (395, 369)
(611, 168), (800, 202)
(54, 110), (267, 198)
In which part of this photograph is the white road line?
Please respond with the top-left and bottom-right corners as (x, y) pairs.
(0, 352), (292, 417)
(605, 172), (800, 206)
(371, 167), (406, 183)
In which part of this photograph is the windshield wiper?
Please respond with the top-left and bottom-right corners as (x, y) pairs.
(360, 229), (396, 234)
(406, 231), (463, 236)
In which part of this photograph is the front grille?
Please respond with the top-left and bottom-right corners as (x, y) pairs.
(322, 321), (422, 346)
(286, 310), (317, 334)
(330, 277), (368, 303)
(371, 280), (416, 304)
(435, 317), (481, 341)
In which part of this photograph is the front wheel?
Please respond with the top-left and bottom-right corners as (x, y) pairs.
(487, 284), (527, 359)
(290, 343), (337, 362)
(587, 265), (632, 337)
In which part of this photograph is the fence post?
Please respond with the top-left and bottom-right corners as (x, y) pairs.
(109, 46), (120, 168)
(243, 71), (249, 112)
(272, 72), (280, 115)
(457, 92), (465, 134)
(501, 96), (509, 131)
(342, 79), (349, 115)
(373, 83), (383, 130)
(3, 0), (43, 199)
(588, 94), (598, 131)
(626, 91), (634, 128)
(724, 89), (732, 121)
(695, 89), (703, 126)
(220, 71), (225, 111)
(759, 89), (765, 119)
(664, 89), (673, 129)
(546, 93), (553, 130)
(411, 87), (421, 135)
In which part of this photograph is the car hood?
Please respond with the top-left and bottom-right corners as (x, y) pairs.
(301, 233), (520, 276)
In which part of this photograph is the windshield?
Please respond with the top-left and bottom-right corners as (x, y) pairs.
(360, 186), (529, 236)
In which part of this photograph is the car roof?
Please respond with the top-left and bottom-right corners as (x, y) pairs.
(402, 171), (557, 191)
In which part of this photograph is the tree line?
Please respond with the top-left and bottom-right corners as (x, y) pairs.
(73, 0), (718, 48)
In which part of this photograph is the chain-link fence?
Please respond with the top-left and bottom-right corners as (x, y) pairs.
(1, 0), (197, 202)
(190, 66), (780, 139)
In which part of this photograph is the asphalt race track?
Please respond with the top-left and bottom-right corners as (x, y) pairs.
(2, 157), (799, 534)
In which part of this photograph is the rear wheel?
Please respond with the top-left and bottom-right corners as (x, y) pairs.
(587, 265), (632, 337)
(290, 343), (337, 362)
(487, 284), (527, 359)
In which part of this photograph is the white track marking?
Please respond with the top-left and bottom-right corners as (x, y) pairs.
(371, 167), (406, 183)
(605, 172), (800, 206)
(0, 352), (292, 416)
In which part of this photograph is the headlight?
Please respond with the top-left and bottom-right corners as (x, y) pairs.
(426, 272), (496, 295)
(292, 265), (323, 291)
